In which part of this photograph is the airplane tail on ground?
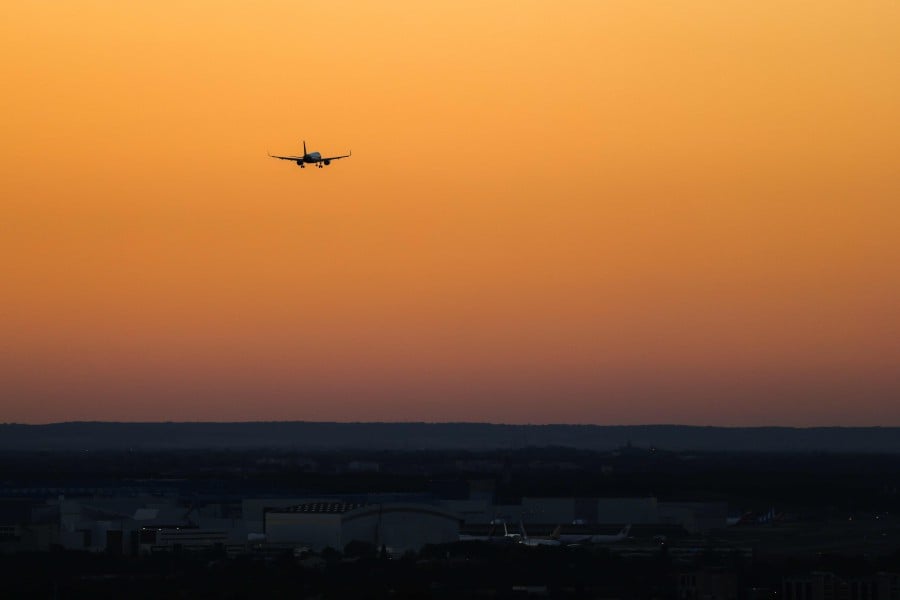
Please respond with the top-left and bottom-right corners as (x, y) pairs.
(621, 524), (632, 537)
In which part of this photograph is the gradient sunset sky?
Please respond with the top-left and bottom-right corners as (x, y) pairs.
(2, 1), (899, 425)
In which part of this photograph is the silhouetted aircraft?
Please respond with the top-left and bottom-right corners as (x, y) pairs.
(458, 519), (522, 544)
(519, 522), (562, 547)
(269, 141), (351, 169)
(557, 524), (631, 545)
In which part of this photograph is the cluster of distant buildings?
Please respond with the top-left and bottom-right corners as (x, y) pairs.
(5, 487), (900, 600)
(0, 484), (731, 557)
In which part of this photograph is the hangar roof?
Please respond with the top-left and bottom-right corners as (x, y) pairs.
(268, 502), (463, 524)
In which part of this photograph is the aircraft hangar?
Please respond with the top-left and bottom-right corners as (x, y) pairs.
(264, 502), (462, 553)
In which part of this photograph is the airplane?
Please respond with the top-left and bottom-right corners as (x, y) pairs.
(458, 521), (501, 543)
(269, 141), (351, 169)
(557, 524), (631, 545)
(458, 518), (522, 544)
(518, 522), (562, 547)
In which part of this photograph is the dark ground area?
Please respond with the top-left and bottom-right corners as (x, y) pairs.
(5, 544), (900, 599)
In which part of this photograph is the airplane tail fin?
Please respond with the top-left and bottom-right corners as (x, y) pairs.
(621, 524), (631, 537)
(551, 525), (561, 540)
(303, 140), (307, 157)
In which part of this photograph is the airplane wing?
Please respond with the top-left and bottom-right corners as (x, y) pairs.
(321, 151), (352, 161)
(268, 153), (304, 161)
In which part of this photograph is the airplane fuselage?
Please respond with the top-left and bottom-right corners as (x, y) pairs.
(271, 140), (350, 168)
(297, 151), (330, 167)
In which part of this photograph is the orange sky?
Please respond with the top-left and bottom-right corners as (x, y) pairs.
(2, 1), (899, 425)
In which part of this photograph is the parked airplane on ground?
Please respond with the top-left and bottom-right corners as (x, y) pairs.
(458, 519), (522, 543)
(518, 523), (562, 547)
(557, 524), (631, 544)
(269, 141), (351, 168)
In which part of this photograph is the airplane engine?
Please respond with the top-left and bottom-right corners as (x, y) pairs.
(324, 159), (331, 166)
(296, 160), (303, 166)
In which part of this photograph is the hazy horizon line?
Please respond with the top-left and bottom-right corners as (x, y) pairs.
(5, 420), (899, 430)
